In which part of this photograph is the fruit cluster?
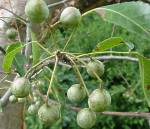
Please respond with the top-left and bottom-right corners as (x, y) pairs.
(7, 1), (111, 128)
(9, 59), (111, 128)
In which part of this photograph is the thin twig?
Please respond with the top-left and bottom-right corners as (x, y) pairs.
(63, 27), (77, 51)
(25, 55), (54, 78)
(0, 6), (26, 23)
(34, 86), (150, 119)
(48, 0), (69, 8)
(25, 22), (31, 59)
(0, 75), (8, 84)
(8, 0), (21, 42)
(48, 98), (150, 118)
(89, 55), (138, 62)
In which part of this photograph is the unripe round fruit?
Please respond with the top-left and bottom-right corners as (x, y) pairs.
(38, 104), (60, 124)
(86, 60), (104, 78)
(6, 28), (17, 40)
(25, 0), (49, 23)
(33, 96), (39, 102)
(35, 100), (41, 107)
(77, 108), (96, 129)
(60, 7), (81, 26)
(9, 95), (18, 103)
(28, 104), (38, 114)
(36, 79), (45, 94)
(11, 77), (31, 98)
(88, 89), (111, 112)
(67, 84), (86, 103)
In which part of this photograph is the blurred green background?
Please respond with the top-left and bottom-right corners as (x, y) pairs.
(25, 13), (150, 129)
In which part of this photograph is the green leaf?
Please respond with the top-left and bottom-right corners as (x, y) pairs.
(5, 42), (22, 53)
(14, 53), (27, 76)
(94, 37), (124, 51)
(2, 43), (23, 72)
(94, 2), (150, 39)
(30, 31), (41, 65)
(137, 54), (150, 107)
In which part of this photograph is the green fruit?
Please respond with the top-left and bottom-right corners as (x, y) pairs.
(33, 96), (39, 102)
(6, 28), (17, 40)
(11, 77), (31, 98)
(77, 108), (96, 129)
(60, 7), (81, 26)
(88, 89), (111, 112)
(38, 104), (60, 124)
(28, 104), (38, 114)
(35, 100), (41, 107)
(25, 0), (49, 23)
(37, 79), (45, 92)
(67, 84), (86, 103)
(86, 60), (104, 78)
(9, 95), (18, 103)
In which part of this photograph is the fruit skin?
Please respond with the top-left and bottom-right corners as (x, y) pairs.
(11, 77), (31, 98)
(28, 104), (38, 114)
(77, 108), (96, 129)
(6, 28), (17, 40)
(60, 7), (81, 26)
(67, 84), (86, 103)
(36, 79), (46, 94)
(35, 100), (41, 107)
(88, 89), (111, 112)
(86, 60), (104, 78)
(25, 0), (49, 23)
(38, 104), (60, 124)
(9, 95), (18, 103)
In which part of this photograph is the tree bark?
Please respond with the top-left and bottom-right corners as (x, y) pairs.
(0, 103), (24, 129)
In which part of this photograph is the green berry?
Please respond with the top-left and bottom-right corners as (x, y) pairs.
(11, 77), (31, 98)
(38, 104), (60, 124)
(6, 28), (17, 40)
(67, 84), (86, 103)
(60, 7), (81, 26)
(25, 0), (50, 23)
(9, 95), (18, 103)
(88, 89), (111, 112)
(28, 104), (38, 114)
(77, 108), (96, 129)
(86, 60), (104, 78)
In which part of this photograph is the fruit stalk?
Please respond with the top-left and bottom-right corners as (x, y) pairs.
(63, 27), (77, 51)
(25, 55), (55, 78)
(91, 70), (104, 89)
(66, 55), (90, 97)
(46, 55), (59, 104)
(69, 55), (104, 89)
